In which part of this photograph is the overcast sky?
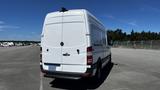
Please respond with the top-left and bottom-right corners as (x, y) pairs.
(0, 0), (160, 40)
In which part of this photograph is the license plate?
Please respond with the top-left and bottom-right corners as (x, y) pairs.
(48, 65), (57, 71)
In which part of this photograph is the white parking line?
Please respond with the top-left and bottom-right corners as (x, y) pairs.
(39, 72), (43, 90)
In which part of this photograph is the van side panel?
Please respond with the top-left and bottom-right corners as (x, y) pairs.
(87, 13), (110, 67)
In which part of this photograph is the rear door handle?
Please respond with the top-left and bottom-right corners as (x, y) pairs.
(63, 53), (70, 56)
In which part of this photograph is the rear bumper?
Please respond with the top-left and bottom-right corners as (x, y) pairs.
(41, 67), (94, 79)
(44, 71), (88, 79)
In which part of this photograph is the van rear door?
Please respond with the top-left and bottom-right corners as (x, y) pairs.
(42, 13), (63, 71)
(61, 14), (87, 72)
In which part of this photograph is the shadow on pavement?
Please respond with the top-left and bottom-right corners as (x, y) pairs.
(50, 62), (114, 90)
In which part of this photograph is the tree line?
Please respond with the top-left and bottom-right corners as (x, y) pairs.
(107, 29), (160, 41)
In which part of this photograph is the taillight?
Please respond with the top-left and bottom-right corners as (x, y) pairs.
(87, 46), (93, 65)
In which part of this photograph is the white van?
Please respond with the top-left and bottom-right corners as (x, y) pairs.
(40, 8), (111, 80)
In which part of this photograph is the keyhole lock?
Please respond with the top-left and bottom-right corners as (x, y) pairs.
(60, 42), (64, 46)
(77, 49), (80, 54)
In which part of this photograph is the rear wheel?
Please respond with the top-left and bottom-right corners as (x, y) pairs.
(93, 61), (102, 82)
(96, 65), (101, 80)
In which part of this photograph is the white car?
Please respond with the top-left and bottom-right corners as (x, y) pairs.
(40, 8), (111, 80)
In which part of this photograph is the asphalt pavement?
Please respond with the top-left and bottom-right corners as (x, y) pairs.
(0, 46), (40, 90)
(0, 46), (160, 90)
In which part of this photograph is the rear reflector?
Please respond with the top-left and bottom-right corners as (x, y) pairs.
(87, 46), (93, 65)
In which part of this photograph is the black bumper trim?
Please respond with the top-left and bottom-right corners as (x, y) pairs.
(44, 71), (83, 79)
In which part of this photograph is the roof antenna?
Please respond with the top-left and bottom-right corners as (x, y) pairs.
(60, 7), (68, 12)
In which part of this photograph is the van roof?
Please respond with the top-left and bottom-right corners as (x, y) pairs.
(46, 9), (105, 29)
(46, 9), (86, 18)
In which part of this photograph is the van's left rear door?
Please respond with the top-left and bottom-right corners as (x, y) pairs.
(42, 13), (63, 71)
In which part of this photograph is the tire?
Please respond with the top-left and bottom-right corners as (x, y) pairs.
(93, 61), (102, 82)
(96, 66), (101, 80)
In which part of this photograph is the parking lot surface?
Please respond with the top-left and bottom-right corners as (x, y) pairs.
(0, 46), (160, 90)
(0, 46), (40, 90)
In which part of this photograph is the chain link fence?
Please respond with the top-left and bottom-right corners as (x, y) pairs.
(113, 40), (160, 49)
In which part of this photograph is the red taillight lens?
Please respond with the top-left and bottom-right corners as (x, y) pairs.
(87, 46), (93, 52)
(87, 56), (93, 65)
(87, 46), (93, 65)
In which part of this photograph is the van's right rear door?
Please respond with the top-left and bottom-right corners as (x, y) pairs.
(61, 13), (87, 73)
